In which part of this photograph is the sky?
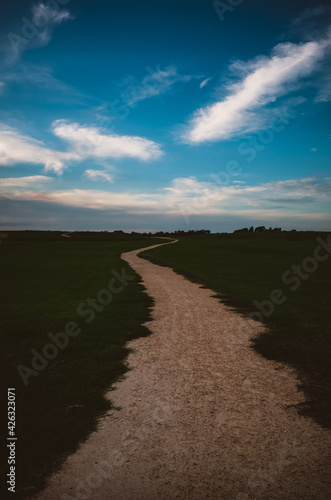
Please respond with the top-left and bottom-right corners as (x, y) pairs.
(0, 0), (331, 232)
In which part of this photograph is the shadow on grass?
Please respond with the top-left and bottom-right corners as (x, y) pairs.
(140, 232), (331, 429)
(2, 234), (162, 498)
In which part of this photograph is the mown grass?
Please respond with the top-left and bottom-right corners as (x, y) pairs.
(141, 231), (331, 428)
(1, 232), (160, 498)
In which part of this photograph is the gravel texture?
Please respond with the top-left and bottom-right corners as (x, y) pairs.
(35, 240), (331, 500)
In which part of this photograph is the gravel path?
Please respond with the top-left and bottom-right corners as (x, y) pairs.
(35, 240), (331, 500)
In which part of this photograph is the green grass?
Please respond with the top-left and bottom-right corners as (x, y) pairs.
(1, 232), (160, 498)
(141, 231), (331, 428)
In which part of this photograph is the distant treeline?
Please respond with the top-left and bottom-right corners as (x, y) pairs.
(234, 226), (282, 233)
(4, 228), (325, 242)
(136, 229), (211, 237)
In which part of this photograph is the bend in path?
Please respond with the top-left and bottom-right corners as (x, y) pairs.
(35, 240), (331, 500)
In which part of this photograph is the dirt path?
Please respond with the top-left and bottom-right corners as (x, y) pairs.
(35, 240), (331, 500)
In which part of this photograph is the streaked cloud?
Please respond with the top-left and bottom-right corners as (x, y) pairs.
(0, 175), (54, 188)
(0, 188), (163, 213)
(52, 120), (163, 161)
(314, 71), (331, 102)
(165, 176), (331, 213)
(0, 121), (163, 174)
(181, 33), (331, 143)
(32, 2), (73, 29)
(0, 125), (76, 174)
(5, 64), (79, 94)
(84, 169), (114, 183)
(6, 2), (74, 60)
(290, 4), (331, 36)
(121, 65), (194, 106)
(199, 77), (212, 89)
(1, 175), (329, 218)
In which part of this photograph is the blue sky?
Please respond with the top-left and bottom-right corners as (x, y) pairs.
(0, 0), (331, 232)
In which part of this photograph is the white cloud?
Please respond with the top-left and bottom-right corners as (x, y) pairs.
(0, 121), (162, 174)
(182, 34), (331, 143)
(0, 188), (163, 213)
(0, 175), (54, 188)
(84, 169), (114, 183)
(52, 120), (163, 161)
(200, 77), (212, 89)
(122, 65), (194, 106)
(0, 126), (76, 174)
(0, 82), (5, 94)
(164, 176), (212, 197)
(166, 176), (331, 215)
(1, 175), (330, 219)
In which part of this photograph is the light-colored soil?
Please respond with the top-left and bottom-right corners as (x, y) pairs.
(35, 241), (331, 500)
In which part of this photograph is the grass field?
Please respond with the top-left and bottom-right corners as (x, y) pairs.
(2, 230), (331, 497)
(141, 231), (331, 428)
(1, 232), (160, 498)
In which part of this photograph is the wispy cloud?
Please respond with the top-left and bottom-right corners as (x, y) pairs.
(52, 120), (163, 161)
(314, 71), (331, 102)
(2, 63), (107, 112)
(6, 2), (74, 61)
(0, 188), (163, 213)
(0, 82), (5, 94)
(31, 2), (73, 45)
(84, 169), (114, 183)
(181, 33), (331, 143)
(0, 175), (54, 188)
(199, 77), (212, 89)
(290, 4), (331, 37)
(164, 176), (331, 214)
(1, 175), (329, 219)
(32, 2), (73, 27)
(121, 65), (194, 106)
(5, 64), (77, 93)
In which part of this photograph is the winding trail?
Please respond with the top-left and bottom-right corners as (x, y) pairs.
(36, 240), (331, 500)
